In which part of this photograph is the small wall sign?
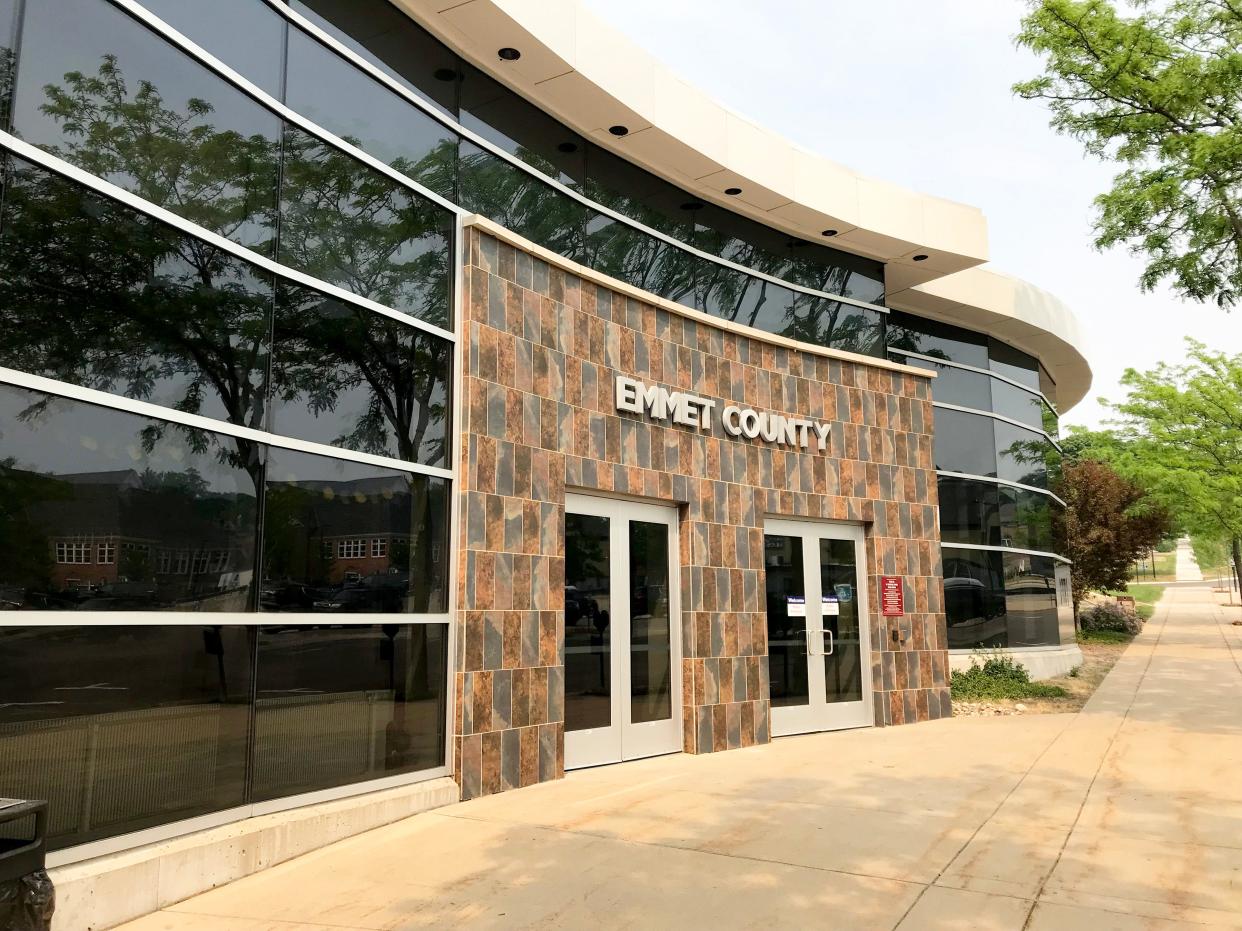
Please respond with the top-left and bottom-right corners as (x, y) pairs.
(614, 375), (831, 451)
(880, 576), (904, 617)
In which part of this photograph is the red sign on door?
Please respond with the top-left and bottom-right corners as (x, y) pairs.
(880, 576), (904, 617)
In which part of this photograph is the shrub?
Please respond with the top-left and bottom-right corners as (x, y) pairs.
(1081, 601), (1142, 635)
(950, 652), (1069, 701)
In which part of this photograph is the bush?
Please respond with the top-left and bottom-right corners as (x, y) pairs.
(1081, 601), (1142, 635)
(950, 652), (1069, 701)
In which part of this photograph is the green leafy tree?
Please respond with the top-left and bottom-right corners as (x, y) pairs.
(1100, 340), (1242, 590)
(1053, 458), (1171, 617)
(1015, 0), (1242, 307)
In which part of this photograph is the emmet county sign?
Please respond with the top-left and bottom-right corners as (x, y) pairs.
(614, 376), (832, 452)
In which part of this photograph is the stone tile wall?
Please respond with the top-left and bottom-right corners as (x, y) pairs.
(454, 224), (949, 799)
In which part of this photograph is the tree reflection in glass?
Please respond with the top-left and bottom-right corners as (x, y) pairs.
(272, 283), (450, 467)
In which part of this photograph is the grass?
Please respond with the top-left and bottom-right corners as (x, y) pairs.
(1078, 628), (1132, 644)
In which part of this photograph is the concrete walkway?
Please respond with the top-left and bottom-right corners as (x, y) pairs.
(1175, 537), (1205, 581)
(118, 588), (1242, 931)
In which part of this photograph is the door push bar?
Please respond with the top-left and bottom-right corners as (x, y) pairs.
(807, 628), (835, 657)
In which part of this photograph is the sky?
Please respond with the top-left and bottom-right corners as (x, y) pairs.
(581, 0), (1242, 430)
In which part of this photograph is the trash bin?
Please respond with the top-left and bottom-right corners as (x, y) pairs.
(0, 799), (55, 931)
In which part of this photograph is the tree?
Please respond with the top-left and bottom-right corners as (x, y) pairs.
(1100, 340), (1242, 591)
(1015, 0), (1242, 308)
(1053, 459), (1172, 615)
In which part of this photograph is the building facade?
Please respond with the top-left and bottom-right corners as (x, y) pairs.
(0, 0), (1087, 872)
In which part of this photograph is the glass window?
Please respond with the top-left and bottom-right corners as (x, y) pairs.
(892, 354), (992, 410)
(271, 282), (451, 467)
(136, 0), (287, 97)
(584, 208), (698, 308)
(278, 126), (453, 329)
(937, 476), (1000, 547)
(1003, 553), (1060, 646)
(989, 338), (1040, 389)
(932, 407), (997, 478)
(943, 549), (1006, 649)
(1039, 364), (1058, 410)
(284, 28), (458, 200)
(0, 156), (273, 429)
(261, 448), (449, 614)
(994, 419), (1056, 488)
(698, 262), (792, 331)
(998, 486), (1056, 552)
(788, 240), (885, 305)
(0, 0), (16, 131)
(764, 534), (809, 707)
(250, 623), (447, 801)
(992, 379), (1045, 430)
(12, 0), (281, 256)
(459, 139), (589, 264)
(886, 311), (989, 368)
(564, 512), (612, 731)
(0, 384), (260, 611)
(0, 625), (254, 851)
(459, 63), (587, 190)
(290, 0), (459, 119)
(584, 143), (693, 241)
(629, 520), (672, 724)
(787, 294), (884, 356)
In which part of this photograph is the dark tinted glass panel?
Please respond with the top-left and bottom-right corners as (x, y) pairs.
(937, 477), (1000, 547)
(698, 263), (792, 330)
(137, 0), (286, 97)
(459, 63), (586, 189)
(788, 295), (884, 356)
(998, 486), (1056, 553)
(1003, 553), (1059, 646)
(891, 354), (992, 410)
(290, 0), (458, 119)
(564, 513), (611, 732)
(584, 144), (691, 240)
(251, 623), (447, 801)
(459, 140), (589, 264)
(629, 520), (671, 724)
(994, 419), (1056, 487)
(764, 534), (808, 707)
(0, 157), (272, 428)
(585, 208), (697, 307)
(0, 625), (254, 851)
(1042, 404), (1060, 440)
(261, 448), (449, 614)
(13, 0), (281, 255)
(788, 241), (885, 305)
(819, 538), (862, 703)
(285, 28), (458, 200)
(943, 549), (1007, 649)
(693, 202), (790, 279)
(278, 126), (452, 329)
(0, 385), (260, 611)
(1039, 365), (1058, 410)
(992, 379), (1045, 430)
(886, 311), (989, 368)
(0, 0), (15, 131)
(989, 338), (1040, 389)
(932, 407), (996, 477)
(271, 283), (450, 467)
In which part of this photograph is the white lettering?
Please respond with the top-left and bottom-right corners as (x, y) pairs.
(722, 405), (743, 436)
(615, 376), (642, 413)
(813, 422), (832, 452)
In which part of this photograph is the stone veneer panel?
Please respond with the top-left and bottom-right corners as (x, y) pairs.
(454, 225), (949, 799)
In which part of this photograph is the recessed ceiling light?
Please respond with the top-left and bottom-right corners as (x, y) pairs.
(557, 141), (578, 153)
(681, 201), (704, 210)
(913, 254), (929, 262)
(433, 68), (457, 82)
(725, 187), (742, 195)
(497, 47), (521, 61)
(608, 125), (629, 136)
(821, 229), (838, 237)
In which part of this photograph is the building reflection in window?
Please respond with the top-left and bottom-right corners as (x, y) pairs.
(261, 449), (449, 614)
(944, 549), (1061, 649)
(0, 385), (259, 611)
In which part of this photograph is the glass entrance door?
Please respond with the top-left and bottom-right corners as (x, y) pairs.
(764, 519), (872, 737)
(564, 494), (681, 769)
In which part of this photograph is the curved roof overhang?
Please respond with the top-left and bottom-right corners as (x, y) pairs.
(394, 0), (1092, 410)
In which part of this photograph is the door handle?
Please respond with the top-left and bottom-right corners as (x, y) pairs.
(824, 630), (834, 656)
(807, 628), (828, 656)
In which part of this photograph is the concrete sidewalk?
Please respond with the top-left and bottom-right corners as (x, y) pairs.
(117, 587), (1242, 930)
